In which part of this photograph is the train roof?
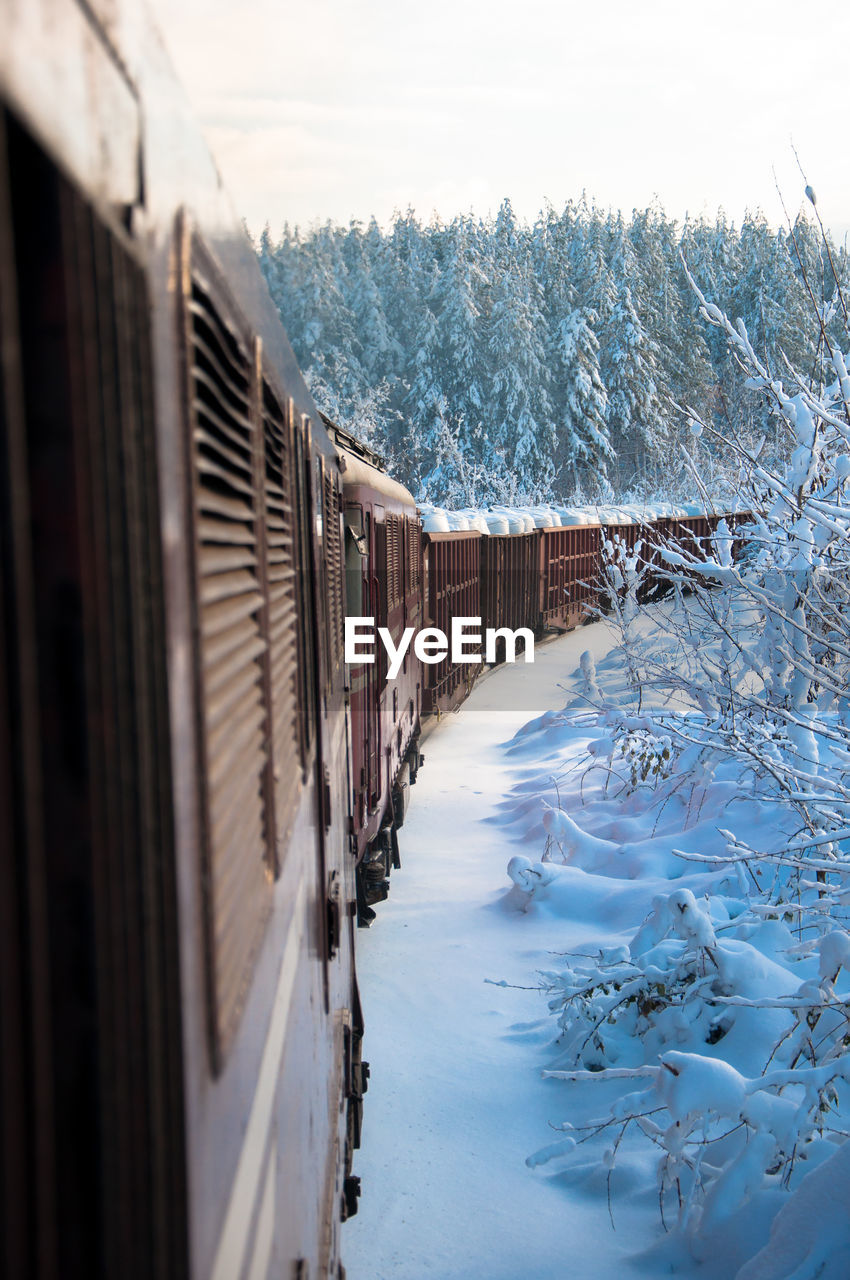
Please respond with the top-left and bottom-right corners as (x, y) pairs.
(321, 415), (386, 469)
(1, 0), (336, 467)
(324, 414), (419, 512)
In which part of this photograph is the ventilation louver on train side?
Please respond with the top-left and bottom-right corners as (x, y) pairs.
(262, 379), (303, 843)
(389, 514), (403, 609)
(323, 466), (344, 676)
(184, 250), (272, 1068)
(407, 517), (421, 593)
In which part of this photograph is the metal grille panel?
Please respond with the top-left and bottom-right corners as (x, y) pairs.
(323, 468), (344, 675)
(186, 258), (271, 1065)
(262, 380), (301, 834)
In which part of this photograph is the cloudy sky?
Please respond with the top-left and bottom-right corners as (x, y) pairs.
(150, 0), (849, 238)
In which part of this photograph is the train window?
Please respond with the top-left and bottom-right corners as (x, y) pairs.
(182, 236), (272, 1066)
(422, 544), (431, 625)
(345, 507), (367, 620)
(261, 378), (302, 849)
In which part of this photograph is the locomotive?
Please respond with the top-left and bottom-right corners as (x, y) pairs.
(1, 4), (742, 1277)
(2, 3), (359, 1276)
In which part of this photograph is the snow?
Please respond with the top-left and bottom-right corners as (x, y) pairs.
(417, 498), (737, 538)
(736, 1139), (850, 1280)
(483, 512), (510, 534)
(343, 624), (651, 1280)
(818, 930), (850, 983)
(343, 606), (850, 1279)
(419, 505), (451, 533)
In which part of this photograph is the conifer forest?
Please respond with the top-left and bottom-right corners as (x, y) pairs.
(257, 199), (848, 508)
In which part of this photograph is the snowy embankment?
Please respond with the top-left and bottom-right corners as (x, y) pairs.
(344, 612), (850, 1280)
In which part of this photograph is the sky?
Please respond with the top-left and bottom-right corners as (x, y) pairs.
(149, 0), (850, 240)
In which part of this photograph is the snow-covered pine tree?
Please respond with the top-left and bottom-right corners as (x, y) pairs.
(486, 199), (556, 497)
(343, 218), (399, 385)
(405, 287), (444, 491)
(553, 307), (612, 489)
(600, 224), (669, 489)
(430, 215), (488, 464)
(257, 221), (312, 366)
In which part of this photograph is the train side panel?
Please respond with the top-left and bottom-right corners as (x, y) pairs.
(0, 100), (187, 1280)
(148, 142), (357, 1280)
(333, 431), (422, 919)
(538, 523), (603, 632)
(1, 4), (359, 1278)
(422, 529), (482, 714)
(480, 530), (538, 662)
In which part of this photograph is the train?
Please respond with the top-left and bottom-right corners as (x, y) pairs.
(0, 4), (745, 1277)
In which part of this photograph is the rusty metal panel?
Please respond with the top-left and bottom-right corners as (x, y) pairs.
(422, 530), (481, 714)
(538, 524), (602, 630)
(183, 241), (272, 1070)
(481, 531), (539, 657)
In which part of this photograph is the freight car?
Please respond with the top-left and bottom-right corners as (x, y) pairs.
(422, 527), (483, 715)
(414, 503), (746, 677)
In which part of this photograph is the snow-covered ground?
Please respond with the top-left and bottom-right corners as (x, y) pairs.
(343, 622), (641, 1280)
(343, 615), (850, 1280)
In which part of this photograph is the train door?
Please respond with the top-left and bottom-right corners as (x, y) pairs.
(292, 423), (335, 1005)
(368, 509), (389, 808)
(364, 510), (381, 812)
(344, 505), (368, 829)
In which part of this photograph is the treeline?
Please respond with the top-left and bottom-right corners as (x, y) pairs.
(257, 198), (847, 505)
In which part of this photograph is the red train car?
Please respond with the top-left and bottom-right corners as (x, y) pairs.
(422, 529), (482, 713)
(330, 422), (423, 921)
(480, 530), (538, 663)
(670, 511), (716, 553)
(623, 508), (750, 599)
(538, 522), (603, 632)
(666, 509), (750, 585)
(638, 513), (677, 599)
(600, 514), (642, 557)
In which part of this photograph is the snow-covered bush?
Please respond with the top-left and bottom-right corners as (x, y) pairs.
(617, 727), (673, 791)
(598, 532), (646, 682)
(509, 217), (850, 1270)
(510, 740), (850, 1257)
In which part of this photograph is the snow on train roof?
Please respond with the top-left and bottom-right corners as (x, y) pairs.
(418, 499), (735, 534)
